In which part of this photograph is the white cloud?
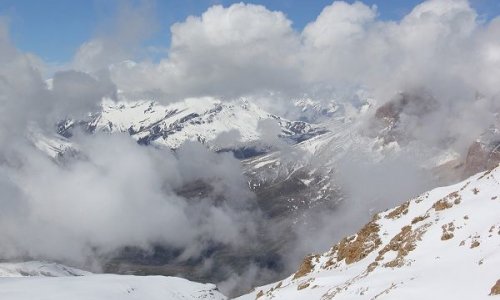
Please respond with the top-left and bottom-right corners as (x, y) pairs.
(302, 1), (376, 49)
(72, 0), (157, 73)
(103, 0), (498, 112)
(0, 22), (259, 268)
(110, 3), (302, 100)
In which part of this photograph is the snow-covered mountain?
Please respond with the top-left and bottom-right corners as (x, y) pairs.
(289, 98), (341, 123)
(57, 97), (325, 157)
(0, 261), (90, 277)
(23, 95), (499, 298)
(237, 165), (500, 299)
(0, 261), (226, 300)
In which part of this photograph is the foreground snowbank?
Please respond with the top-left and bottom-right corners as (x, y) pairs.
(0, 261), (226, 300)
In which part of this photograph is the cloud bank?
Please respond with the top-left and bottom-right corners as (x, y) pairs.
(89, 0), (500, 105)
(0, 19), (259, 280)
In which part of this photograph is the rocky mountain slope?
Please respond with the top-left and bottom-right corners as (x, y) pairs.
(0, 261), (226, 300)
(238, 165), (500, 299)
(464, 125), (500, 177)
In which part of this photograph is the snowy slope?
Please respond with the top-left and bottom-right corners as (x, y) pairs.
(0, 261), (226, 300)
(28, 129), (78, 159)
(238, 165), (500, 299)
(0, 261), (90, 277)
(59, 97), (323, 153)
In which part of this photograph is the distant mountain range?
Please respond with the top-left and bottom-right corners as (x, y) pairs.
(56, 97), (327, 158)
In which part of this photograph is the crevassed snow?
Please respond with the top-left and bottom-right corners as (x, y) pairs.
(238, 165), (500, 300)
(0, 261), (226, 300)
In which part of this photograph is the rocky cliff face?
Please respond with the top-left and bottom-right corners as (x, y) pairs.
(464, 126), (500, 177)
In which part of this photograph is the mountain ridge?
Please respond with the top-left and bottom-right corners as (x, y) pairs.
(237, 165), (500, 299)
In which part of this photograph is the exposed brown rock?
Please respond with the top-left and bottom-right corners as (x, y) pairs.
(386, 201), (410, 220)
(471, 240), (480, 248)
(490, 280), (500, 295)
(464, 140), (500, 178)
(377, 224), (429, 268)
(337, 221), (382, 265)
(441, 232), (454, 240)
(256, 290), (264, 299)
(433, 199), (453, 211)
(323, 258), (335, 269)
(448, 191), (461, 200)
(411, 215), (428, 224)
(366, 262), (379, 272)
(297, 281), (311, 290)
(441, 223), (454, 240)
(293, 254), (317, 279)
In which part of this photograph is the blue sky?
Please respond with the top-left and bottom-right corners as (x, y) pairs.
(1, 0), (499, 64)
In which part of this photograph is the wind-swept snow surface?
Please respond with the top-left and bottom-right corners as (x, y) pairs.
(0, 261), (226, 300)
(238, 166), (500, 299)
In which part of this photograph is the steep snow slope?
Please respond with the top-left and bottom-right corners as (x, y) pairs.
(58, 97), (323, 154)
(238, 165), (500, 299)
(0, 261), (226, 300)
(28, 129), (78, 159)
